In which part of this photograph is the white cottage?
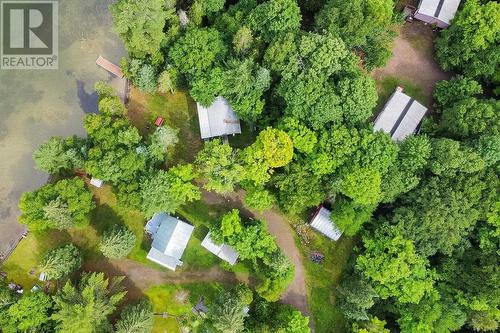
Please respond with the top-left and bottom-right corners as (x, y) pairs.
(201, 232), (239, 265)
(310, 207), (343, 241)
(373, 87), (428, 141)
(197, 96), (241, 139)
(145, 213), (194, 271)
(90, 178), (104, 188)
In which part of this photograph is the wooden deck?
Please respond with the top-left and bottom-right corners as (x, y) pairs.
(96, 55), (124, 78)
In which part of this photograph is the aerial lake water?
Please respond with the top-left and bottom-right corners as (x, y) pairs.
(0, 0), (125, 257)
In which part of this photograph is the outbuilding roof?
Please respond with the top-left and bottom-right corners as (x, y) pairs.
(310, 207), (343, 241)
(373, 87), (428, 141)
(197, 96), (241, 139)
(90, 178), (104, 188)
(414, 0), (461, 28)
(201, 232), (239, 265)
(146, 213), (194, 271)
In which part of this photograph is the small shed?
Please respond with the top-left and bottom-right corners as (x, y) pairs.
(197, 97), (241, 139)
(373, 87), (428, 141)
(90, 178), (104, 188)
(310, 207), (343, 241)
(145, 213), (194, 271)
(201, 232), (239, 265)
(414, 0), (461, 29)
(38, 272), (47, 282)
(155, 117), (164, 127)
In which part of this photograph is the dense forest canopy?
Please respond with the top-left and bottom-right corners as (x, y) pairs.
(4, 0), (499, 332)
(108, 0), (499, 331)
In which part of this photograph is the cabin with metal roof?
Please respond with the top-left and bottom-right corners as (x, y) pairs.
(201, 232), (239, 265)
(310, 207), (343, 241)
(414, 0), (461, 28)
(145, 213), (194, 271)
(197, 96), (242, 139)
(90, 178), (104, 188)
(373, 87), (428, 141)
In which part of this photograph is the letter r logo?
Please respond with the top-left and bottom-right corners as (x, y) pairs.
(1, 1), (56, 55)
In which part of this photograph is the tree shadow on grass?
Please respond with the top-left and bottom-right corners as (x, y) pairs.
(82, 258), (145, 302)
(192, 224), (209, 241)
(92, 203), (126, 235)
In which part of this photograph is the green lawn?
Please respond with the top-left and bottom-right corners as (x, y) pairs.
(179, 200), (252, 275)
(228, 122), (257, 149)
(1, 183), (147, 288)
(90, 185), (149, 263)
(286, 215), (357, 333)
(127, 88), (202, 165)
(375, 75), (428, 112)
(145, 282), (223, 332)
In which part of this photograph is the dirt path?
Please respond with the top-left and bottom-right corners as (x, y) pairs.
(372, 23), (450, 102)
(201, 190), (310, 316)
(84, 259), (251, 301)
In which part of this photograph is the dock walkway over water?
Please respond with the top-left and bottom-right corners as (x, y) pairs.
(96, 55), (124, 78)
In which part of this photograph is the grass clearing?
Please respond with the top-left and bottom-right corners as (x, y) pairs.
(302, 235), (356, 333)
(375, 75), (428, 112)
(145, 282), (223, 332)
(127, 88), (202, 165)
(1, 183), (147, 288)
(178, 199), (252, 275)
(287, 213), (357, 333)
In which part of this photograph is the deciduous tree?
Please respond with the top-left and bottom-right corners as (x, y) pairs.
(338, 167), (381, 206)
(140, 165), (201, 218)
(247, 0), (301, 42)
(222, 58), (271, 122)
(196, 139), (244, 194)
(394, 171), (495, 256)
(33, 136), (86, 174)
(428, 138), (485, 177)
(5, 292), (54, 332)
(331, 197), (374, 236)
(336, 275), (378, 321)
(315, 0), (396, 69)
(19, 178), (94, 231)
(148, 125), (179, 162)
(111, 0), (168, 61)
(233, 26), (253, 55)
(435, 0), (500, 82)
(356, 228), (435, 304)
(352, 316), (390, 333)
(278, 117), (317, 154)
(169, 28), (227, 76)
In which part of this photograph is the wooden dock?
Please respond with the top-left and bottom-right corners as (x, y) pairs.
(96, 55), (124, 78)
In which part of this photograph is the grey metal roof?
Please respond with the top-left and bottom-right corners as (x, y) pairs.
(144, 213), (164, 235)
(373, 87), (428, 141)
(90, 178), (104, 188)
(146, 213), (194, 270)
(310, 207), (343, 241)
(146, 247), (182, 270)
(197, 96), (242, 139)
(201, 232), (239, 265)
(415, 0), (461, 28)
